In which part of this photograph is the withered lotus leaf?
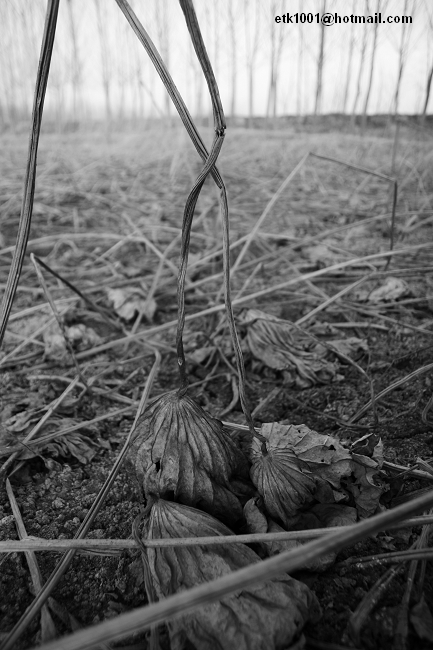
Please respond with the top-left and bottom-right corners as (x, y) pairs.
(250, 424), (316, 526)
(244, 498), (357, 572)
(241, 309), (338, 388)
(144, 498), (321, 650)
(265, 422), (353, 489)
(131, 391), (250, 526)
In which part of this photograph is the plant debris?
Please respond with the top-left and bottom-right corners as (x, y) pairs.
(131, 390), (252, 527)
(248, 422), (386, 524)
(142, 497), (321, 650)
(240, 308), (342, 388)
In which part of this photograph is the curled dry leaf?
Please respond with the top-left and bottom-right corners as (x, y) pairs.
(303, 242), (341, 266)
(5, 408), (44, 434)
(63, 307), (118, 338)
(367, 277), (412, 303)
(354, 277), (412, 303)
(337, 434), (387, 517)
(42, 322), (102, 360)
(410, 594), (433, 643)
(43, 322), (67, 361)
(273, 422), (354, 489)
(3, 413), (106, 465)
(106, 287), (156, 322)
(326, 337), (368, 361)
(249, 422), (359, 525)
(64, 323), (102, 350)
(346, 447), (387, 518)
(17, 431), (103, 465)
(144, 498), (321, 650)
(132, 390), (251, 527)
(250, 424), (316, 527)
(244, 497), (357, 572)
(240, 309), (339, 388)
(256, 422), (386, 518)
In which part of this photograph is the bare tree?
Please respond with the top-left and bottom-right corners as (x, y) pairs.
(422, 62), (433, 123)
(94, 0), (112, 120)
(154, 0), (171, 118)
(351, 1), (369, 122)
(271, 8), (286, 117)
(361, 0), (381, 129)
(188, 38), (204, 118)
(314, 0), (327, 115)
(66, 0), (82, 121)
(266, 0), (286, 118)
(393, 0), (413, 115)
(227, 0), (237, 116)
(212, 2), (220, 78)
(134, 44), (146, 120)
(342, 0), (356, 113)
(296, 21), (304, 116)
(0, 3), (16, 121)
(243, 0), (261, 124)
(266, 0), (277, 118)
(116, 23), (130, 120)
(421, 0), (433, 123)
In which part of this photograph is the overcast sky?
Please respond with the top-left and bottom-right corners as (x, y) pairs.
(0, 0), (430, 120)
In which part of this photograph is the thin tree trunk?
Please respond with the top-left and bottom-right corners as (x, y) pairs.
(66, 0), (81, 121)
(266, 1), (277, 119)
(422, 7), (433, 124)
(244, 0), (260, 126)
(94, 0), (111, 121)
(296, 25), (304, 116)
(266, 64), (275, 119)
(248, 66), (254, 123)
(422, 64), (433, 123)
(314, 0), (327, 115)
(135, 49), (145, 120)
(362, 0), (381, 130)
(342, 0), (356, 113)
(351, 9), (368, 124)
(0, 2), (16, 122)
(272, 13), (285, 117)
(213, 3), (220, 78)
(393, 0), (410, 115)
(155, 0), (171, 118)
(228, 0), (237, 116)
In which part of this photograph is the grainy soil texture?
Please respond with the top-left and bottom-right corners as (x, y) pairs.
(1, 120), (433, 650)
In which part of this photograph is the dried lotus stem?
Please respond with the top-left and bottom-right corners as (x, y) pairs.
(176, 134), (224, 391)
(179, 0), (264, 444)
(0, 0), (60, 347)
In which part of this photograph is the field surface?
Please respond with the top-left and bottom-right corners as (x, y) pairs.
(1, 121), (433, 649)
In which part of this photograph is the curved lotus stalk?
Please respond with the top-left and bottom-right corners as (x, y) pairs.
(143, 498), (321, 650)
(131, 390), (251, 526)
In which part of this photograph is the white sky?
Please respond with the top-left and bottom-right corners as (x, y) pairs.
(0, 0), (431, 120)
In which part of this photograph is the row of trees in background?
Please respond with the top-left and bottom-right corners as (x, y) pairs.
(0, 0), (432, 124)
